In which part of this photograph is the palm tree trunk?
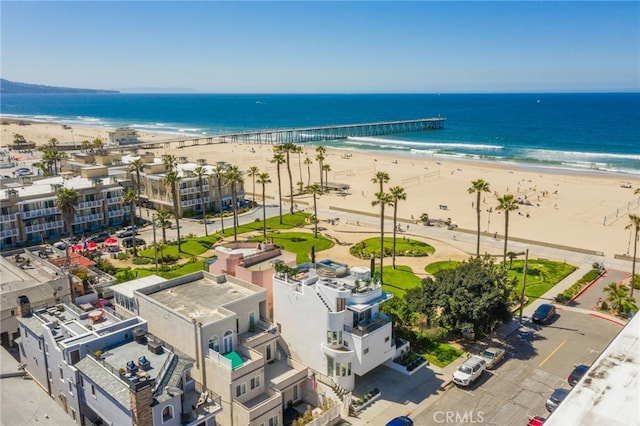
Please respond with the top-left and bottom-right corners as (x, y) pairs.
(173, 183), (182, 252)
(276, 165), (283, 224)
(200, 181), (208, 237)
(217, 181), (225, 233)
(379, 205), (385, 283)
(476, 191), (481, 256)
(232, 184), (238, 242)
(313, 194), (318, 238)
(503, 212), (509, 266)
(392, 203), (398, 269)
(286, 154), (294, 214)
(632, 228), (638, 297)
(131, 205), (138, 257)
(262, 185), (267, 239)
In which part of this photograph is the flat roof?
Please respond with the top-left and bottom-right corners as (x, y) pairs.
(111, 275), (167, 299)
(546, 313), (640, 426)
(144, 273), (259, 324)
(0, 252), (59, 288)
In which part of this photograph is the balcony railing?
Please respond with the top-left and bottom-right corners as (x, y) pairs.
(22, 207), (58, 219)
(78, 200), (103, 210)
(106, 197), (122, 205)
(0, 213), (18, 222)
(0, 228), (18, 238)
(25, 220), (64, 233)
(343, 315), (392, 337)
(108, 210), (124, 218)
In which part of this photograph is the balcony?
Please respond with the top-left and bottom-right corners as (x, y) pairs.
(106, 197), (122, 205)
(0, 213), (18, 223)
(78, 200), (103, 210)
(182, 388), (222, 425)
(108, 210), (124, 218)
(22, 207), (58, 219)
(344, 315), (392, 337)
(25, 220), (64, 233)
(74, 213), (103, 224)
(0, 228), (18, 238)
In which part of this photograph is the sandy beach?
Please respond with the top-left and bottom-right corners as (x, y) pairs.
(2, 119), (639, 259)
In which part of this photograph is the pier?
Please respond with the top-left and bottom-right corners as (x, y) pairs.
(134, 117), (446, 150)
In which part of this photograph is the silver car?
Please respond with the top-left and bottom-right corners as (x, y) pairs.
(480, 347), (506, 369)
(546, 388), (569, 412)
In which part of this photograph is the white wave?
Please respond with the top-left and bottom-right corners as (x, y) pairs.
(347, 136), (503, 150)
(521, 148), (640, 162)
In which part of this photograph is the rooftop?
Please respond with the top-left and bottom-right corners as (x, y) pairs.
(141, 272), (263, 324)
(546, 312), (640, 426)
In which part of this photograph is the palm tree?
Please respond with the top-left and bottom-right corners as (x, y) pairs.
(390, 186), (407, 269)
(271, 152), (286, 224)
(163, 170), (182, 252)
(322, 163), (332, 187)
(372, 191), (394, 284)
(194, 165), (209, 237)
(467, 179), (491, 257)
(155, 208), (172, 244)
(257, 172), (271, 239)
(129, 158), (146, 219)
(122, 189), (139, 256)
(603, 282), (638, 316)
(55, 187), (79, 302)
(372, 171), (390, 193)
(295, 145), (304, 191)
(496, 194), (519, 266)
(248, 166), (260, 206)
(315, 146), (326, 189)
(625, 213), (640, 297)
(92, 138), (105, 152)
(281, 142), (298, 214)
(304, 156), (313, 188)
(211, 163), (226, 233)
(307, 184), (322, 238)
(81, 140), (91, 153)
(56, 188), (79, 239)
(225, 165), (243, 242)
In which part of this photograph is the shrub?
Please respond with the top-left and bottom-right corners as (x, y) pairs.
(117, 252), (128, 260)
(132, 257), (153, 265)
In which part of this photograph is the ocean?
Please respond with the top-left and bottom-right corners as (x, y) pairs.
(1, 93), (639, 175)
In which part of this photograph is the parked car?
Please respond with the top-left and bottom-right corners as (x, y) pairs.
(545, 388), (569, 412)
(568, 364), (589, 387)
(386, 416), (414, 426)
(116, 226), (138, 238)
(53, 237), (76, 250)
(480, 347), (506, 369)
(532, 303), (556, 324)
(453, 356), (486, 387)
(527, 416), (545, 426)
(87, 232), (111, 243)
(13, 167), (32, 176)
(122, 237), (145, 248)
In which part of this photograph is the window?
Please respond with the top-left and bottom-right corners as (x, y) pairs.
(250, 376), (260, 390)
(336, 298), (346, 311)
(208, 336), (219, 353)
(80, 376), (84, 388)
(266, 344), (272, 361)
(385, 336), (390, 343)
(68, 381), (73, 394)
(293, 384), (298, 401)
(236, 383), (246, 397)
(10, 309), (15, 317)
(364, 347), (369, 355)
(348, 362), (352, 376)
(269, 415), (279, 426)
(91, 384), (95, 398)
(162, 406), (173, 422)
(59, 366), (64, 380)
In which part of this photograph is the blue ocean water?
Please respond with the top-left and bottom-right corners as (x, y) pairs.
(2, 93), (639, 174)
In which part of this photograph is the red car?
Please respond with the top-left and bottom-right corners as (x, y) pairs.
(527, 416), (545, 426)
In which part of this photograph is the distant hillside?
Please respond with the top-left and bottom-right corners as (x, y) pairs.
(0, 79), (119, 94)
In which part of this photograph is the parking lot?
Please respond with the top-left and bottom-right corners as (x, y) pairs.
(409, 308), (623, 426)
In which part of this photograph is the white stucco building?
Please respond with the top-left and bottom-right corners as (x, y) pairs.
(272, 259), (397, 391)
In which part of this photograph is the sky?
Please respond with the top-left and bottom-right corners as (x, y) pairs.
(1, 1), (639, 93)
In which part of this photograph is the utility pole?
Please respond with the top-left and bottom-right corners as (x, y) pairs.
(518, 249), (529, 324)
(66, 245), (76, 304)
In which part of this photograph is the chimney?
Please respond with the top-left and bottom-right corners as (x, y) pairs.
(129, 379), (154, 426)
(17, 295), (31, 317)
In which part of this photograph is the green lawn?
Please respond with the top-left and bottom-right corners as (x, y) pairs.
(507, 259), (576, 305)
(117, 260), (206, 281)
(220, 212), (310, 237)
(424, 260), (461, 275)
(248, 232), (333, 263)
(381, 265), (422, 297)
(351, 237), (434, 259)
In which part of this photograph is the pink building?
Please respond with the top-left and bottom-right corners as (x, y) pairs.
(209, 241), (296, 320)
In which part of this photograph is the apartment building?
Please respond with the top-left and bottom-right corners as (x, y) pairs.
(209, 240), (297, 320)
(16, 297), (221, 426)
(272, 259), (398, 392)
(0, 167), (129, 248)
(112, 271), (308, 426)
(108, 128), (139, 146)
(122, 155), (245, 217)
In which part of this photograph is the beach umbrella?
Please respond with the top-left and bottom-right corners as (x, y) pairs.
(104, 237), (118, 245)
